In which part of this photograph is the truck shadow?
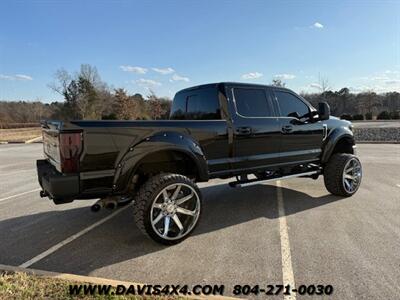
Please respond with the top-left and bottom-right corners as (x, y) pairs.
(0, 183), (346, 277)
(196, 183), (344, 234)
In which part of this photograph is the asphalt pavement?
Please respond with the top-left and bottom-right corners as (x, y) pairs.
(0, 143), (399, 299)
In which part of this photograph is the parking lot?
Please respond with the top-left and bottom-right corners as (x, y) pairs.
(0, 143), (399, 299)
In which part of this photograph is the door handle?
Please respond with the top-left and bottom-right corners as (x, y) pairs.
(236, 127), (252, 136)
(282, 125), (293, 133)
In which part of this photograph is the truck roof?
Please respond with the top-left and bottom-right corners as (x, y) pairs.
(176, 82), (293, 94)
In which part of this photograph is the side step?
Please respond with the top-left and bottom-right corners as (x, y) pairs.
(229, 170), (321, 188)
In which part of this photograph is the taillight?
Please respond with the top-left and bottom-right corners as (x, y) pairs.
(59, 132), (82, 173)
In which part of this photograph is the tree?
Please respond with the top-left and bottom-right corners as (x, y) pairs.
(318, 73), (331, 93)
(389, 111), (400, 119)
(352, 114), (364, 120)
(272, 79), (285, 87)
(49, 64), (111, 120)
(146, 90), (168, 120)
(114, 88), (138, 120)
(377, 111), (391, 120)
(336, 87), (352, 115)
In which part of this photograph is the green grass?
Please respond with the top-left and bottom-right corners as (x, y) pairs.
(0, 272), (180, 300)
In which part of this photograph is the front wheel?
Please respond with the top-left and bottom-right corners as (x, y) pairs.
(324, 153), (362, 197)
(133, 173), (202, 245)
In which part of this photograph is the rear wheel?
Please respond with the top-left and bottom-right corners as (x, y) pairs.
(133, 173), (202, 245)
(324, 153), (362, 197)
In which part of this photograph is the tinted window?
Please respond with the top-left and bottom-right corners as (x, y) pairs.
(169, 92), (186, 119)
(170, 87), (221, 120)
(275, 91), (309, 118)
(234, 88), (273, 117)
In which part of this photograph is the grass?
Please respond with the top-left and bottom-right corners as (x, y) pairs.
(0, 127), (42, 143)
(0, 272), (175, 300)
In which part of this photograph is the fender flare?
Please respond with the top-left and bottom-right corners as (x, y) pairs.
(113, 131), (209, 192)
(321, 127), (355, 164)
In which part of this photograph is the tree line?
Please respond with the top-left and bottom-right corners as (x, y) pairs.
(1, 65), (399, 128)
(0, 65), (171, 128)
(302, 88), (400, 120)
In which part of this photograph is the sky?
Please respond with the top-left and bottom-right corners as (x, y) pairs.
(0, 0), (399, 102)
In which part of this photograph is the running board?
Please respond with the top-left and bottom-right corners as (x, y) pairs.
(229, 170), (320, 188)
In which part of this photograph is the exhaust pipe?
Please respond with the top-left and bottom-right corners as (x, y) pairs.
(105, 199), (118, 210)
(91, 197), (118, 212)
(91, 203), (102, 212)
(91, 198), (105, 212)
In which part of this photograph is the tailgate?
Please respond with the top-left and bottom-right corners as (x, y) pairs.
(42, 121), (62, 172)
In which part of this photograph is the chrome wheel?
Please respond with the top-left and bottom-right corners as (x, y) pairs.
(342, 157), (362, 194)
(150, 183), (200, 241)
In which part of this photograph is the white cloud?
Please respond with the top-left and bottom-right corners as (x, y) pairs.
(241, 72), (263, 80)
(385, 79), (400, 85)
(274, 73), (296, 80)
(313, 22), (324, 29)
(170, 74), (190, 82)
(384, 70), (400, 75)
(120, 65), (148, 74)
(152, 67), (175, 75)
(351, 69), (400, 92)
(15, 74), (33, 81)
(0, 74), (14, 80)
(135, 78), (161, 86)
(310, 83), (322, 90)
(0, 74), (33, 81)
(371, 75), (389, 81)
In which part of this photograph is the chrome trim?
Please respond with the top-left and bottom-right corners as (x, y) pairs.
(322, 124), (328, 140)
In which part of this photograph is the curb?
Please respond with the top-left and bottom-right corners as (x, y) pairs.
(0, 138), (43, 144)
(25, 136), (42, 144)
(0, 264), (240, 300)
(356, 141), (400, 144)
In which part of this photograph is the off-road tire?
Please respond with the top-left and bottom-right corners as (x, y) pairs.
(324, 153), (362, 197)
(133, 173), (202, 245)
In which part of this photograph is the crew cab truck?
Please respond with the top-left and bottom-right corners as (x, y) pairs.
(37, 82), (362, 244)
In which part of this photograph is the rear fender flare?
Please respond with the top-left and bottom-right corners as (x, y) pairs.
(113, 131), (208, 192)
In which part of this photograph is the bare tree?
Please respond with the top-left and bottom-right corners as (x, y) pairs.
(318, 73), (331, 92)
(48, 69), (72, 96)
(48, 64), (110, 120)
(271, 79), (286, 87)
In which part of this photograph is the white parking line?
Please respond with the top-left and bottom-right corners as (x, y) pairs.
(396, 184), (400, 188)
(19, 204), (132, 268)
(0, 188), (41, 203)
(0, 169), (36, 176)
(276, 180), (296, 300)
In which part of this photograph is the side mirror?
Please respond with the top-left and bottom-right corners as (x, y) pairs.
(318, 102), (330, 121)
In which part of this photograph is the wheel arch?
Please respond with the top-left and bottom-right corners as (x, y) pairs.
(321, 127), (355, 163)
(113, 132), (209, 193)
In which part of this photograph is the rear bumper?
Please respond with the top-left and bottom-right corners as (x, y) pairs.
(37, 159), (79, 204)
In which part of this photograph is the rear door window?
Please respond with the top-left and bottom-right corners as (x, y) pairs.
(233, 88), (274, 117)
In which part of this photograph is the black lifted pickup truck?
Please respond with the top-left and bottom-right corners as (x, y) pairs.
(37, 82), (362, 244)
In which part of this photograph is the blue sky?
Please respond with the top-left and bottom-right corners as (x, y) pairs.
(0, 0), (399, 102)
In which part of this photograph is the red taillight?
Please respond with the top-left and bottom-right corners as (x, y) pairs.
(59, 132), (82, 173)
